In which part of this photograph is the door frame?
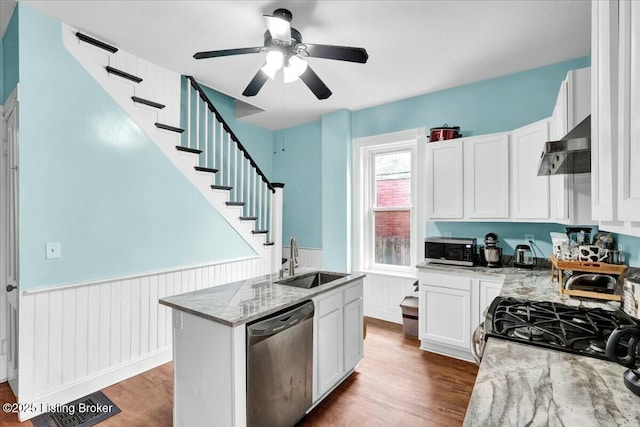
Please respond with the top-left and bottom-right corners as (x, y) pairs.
(1, 86), (19, 390)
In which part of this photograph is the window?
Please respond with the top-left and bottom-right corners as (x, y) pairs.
(353, 130), (421, 275)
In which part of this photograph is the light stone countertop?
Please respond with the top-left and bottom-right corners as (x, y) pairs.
(417, 261), (639, 426)
(159, 267), (365, 327)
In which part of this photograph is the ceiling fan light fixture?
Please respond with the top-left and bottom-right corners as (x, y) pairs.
(261, 63), (278, 80)
(283, 56), (308, 83)
(265, 50), (284, 70)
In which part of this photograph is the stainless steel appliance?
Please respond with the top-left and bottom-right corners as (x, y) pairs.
(513, 244), (535, 269)
(424, 237), (476, 267)
(620, 268), (640, 318)
(483, 233), (502, 268)
(247, 300), (314, 427)
(537, 115), (591, 175)
(474, 297), (638, 363)
(605, 325), (640, 396)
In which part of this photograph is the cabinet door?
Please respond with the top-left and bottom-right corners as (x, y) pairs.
(423, 285), (471, 350)
(464, 134), (510, 219)
(549, 80), (571, 223)
(427, 140), (463, 219)
(315, 307), (344, 398)
(511, 120), (551, 220)
(618, 0), (640, 221)
(343, 297), (363, 372)
(591, 0), (619, 221)
(478, 281), (503, 324)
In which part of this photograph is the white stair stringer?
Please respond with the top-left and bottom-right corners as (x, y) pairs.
(61, 24), (271, 257)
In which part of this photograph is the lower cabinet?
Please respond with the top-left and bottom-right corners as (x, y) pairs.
(418, 270), (503, 361)
(312, 280), (363, 402)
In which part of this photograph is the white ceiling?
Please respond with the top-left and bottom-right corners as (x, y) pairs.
(17, 0), (590, 130)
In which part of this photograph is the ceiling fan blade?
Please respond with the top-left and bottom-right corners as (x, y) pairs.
(242, 69), (269, 97)
(298, 65), (332, 100)
(264, 15), (291, 42)
(299, 43), (369, 63)
(194, 47), (263, 60)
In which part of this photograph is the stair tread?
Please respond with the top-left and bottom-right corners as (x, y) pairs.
(132, 96), (165, 109)
(195, 166), (218, 174)
(239, 216), (258, 221)
(105, 66), (143, 83)
(156, 122), (185, 133)
(175, 146), (202, 154)
(226, 201), (246, 207)
(252, 230), (269, 234)
(211, 185), (232, 191)
(76, 32), (118, 53)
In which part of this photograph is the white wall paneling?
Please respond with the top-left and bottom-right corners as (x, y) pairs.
(15, 256), (267, 421)
(362, 272), (417, 324)
(282, 247), (323, 269)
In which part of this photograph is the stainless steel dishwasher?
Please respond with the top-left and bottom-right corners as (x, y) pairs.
(246, 300), (314, 427)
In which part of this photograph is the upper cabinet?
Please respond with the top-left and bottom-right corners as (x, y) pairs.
(427, 133), (509, 221)
(617, 0), (640, 220)
(510, 119), (551, 220)
(592, 0), (640, 235)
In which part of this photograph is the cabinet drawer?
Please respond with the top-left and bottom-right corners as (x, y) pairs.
(420, 272), (471, 291)
(343, 281), (363, 304)
(316, 290), (343, 317)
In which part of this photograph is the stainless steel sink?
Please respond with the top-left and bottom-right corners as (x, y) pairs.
(276, 271), (347, 289)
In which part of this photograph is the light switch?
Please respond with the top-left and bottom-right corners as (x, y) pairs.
(45, 242), (61, 259)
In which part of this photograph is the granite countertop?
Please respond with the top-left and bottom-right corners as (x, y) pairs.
(417, 261), (639, 426)
(159, 267), (365, 327)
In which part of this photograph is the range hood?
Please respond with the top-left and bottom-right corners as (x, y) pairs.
(537, 115), (591, 176)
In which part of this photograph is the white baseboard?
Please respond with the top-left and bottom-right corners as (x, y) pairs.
(19, 348), (172, 421)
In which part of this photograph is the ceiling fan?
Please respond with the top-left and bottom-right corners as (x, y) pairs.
(193, 8), (369, 100)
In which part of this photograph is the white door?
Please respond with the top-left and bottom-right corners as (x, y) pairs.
(549, 79), (571, 223)
(427, 140), (463, 219)
(343, 296), (363, 372)
(315, 307), (343, 398)
(464, 134), (510, 219)
(618, 0), (640, 220)
(1, 90), (19, 392)
(478, 281), (503, 324)
(511, 119), (551, 220)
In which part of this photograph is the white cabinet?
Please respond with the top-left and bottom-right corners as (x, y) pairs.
(464, 134), (510, 219)
(617, 0), (640, 221)
(427, 133), (509, 220)
(418, 270), (504, 362)
(510, 119), (551, 220)
(591, 0), (640, 236)
(313, 280), (363, 402)
(477, 280), (503, 325)
(427, 140), (463, 219)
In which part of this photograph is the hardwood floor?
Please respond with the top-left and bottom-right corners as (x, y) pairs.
(0, 318), (478, 427)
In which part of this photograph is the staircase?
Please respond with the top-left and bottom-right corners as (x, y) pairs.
(62, 25), (282, 266)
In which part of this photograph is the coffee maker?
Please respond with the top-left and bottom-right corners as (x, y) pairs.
(483, 233), (502, 268)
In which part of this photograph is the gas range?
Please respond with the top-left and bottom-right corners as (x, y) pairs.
(484, 297), (639, 360)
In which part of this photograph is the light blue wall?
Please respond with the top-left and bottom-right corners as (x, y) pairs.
(322, 109), (352, 271)
(272, 120), (322, 248)
(18, 5), (255, 290)
(614, 234), (640, 268)
(1, 5), (19, 103)
(353, 57), (590, 139)
(198, 84), (274, 180)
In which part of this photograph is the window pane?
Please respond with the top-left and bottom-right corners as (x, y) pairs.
(374, 210), (410, 266)
(375, 152), (411, 208)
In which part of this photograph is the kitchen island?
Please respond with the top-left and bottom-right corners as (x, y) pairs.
(159, 267), (365, 427)
(450, 265), (640, 426)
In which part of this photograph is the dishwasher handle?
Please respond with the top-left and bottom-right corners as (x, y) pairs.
(247, 300), (314, 338)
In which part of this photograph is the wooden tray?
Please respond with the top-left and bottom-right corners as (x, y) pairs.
(551, 255), (626, 301)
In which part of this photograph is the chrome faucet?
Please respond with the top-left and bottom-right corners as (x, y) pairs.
(289, 235), (299, 276)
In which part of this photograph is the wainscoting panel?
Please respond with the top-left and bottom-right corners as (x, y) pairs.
(362, 273), (417, 324)
(16, 256), (269, 421)
(282, 246), (323, 269)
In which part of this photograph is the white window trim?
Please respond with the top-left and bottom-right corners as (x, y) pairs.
(352, 128), (426, 277)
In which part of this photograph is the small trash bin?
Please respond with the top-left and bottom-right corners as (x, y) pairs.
(399, 296), (419, 337)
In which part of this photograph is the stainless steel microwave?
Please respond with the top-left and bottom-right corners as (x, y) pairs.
(424, 237), (477, 266)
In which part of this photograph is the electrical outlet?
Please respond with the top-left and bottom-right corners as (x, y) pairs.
(45, 242), (61, 259)
(525, 234), (535, 243)
(444, 232), (453, 238)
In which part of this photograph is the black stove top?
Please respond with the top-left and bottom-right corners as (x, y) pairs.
(485, 297), (639, 360)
